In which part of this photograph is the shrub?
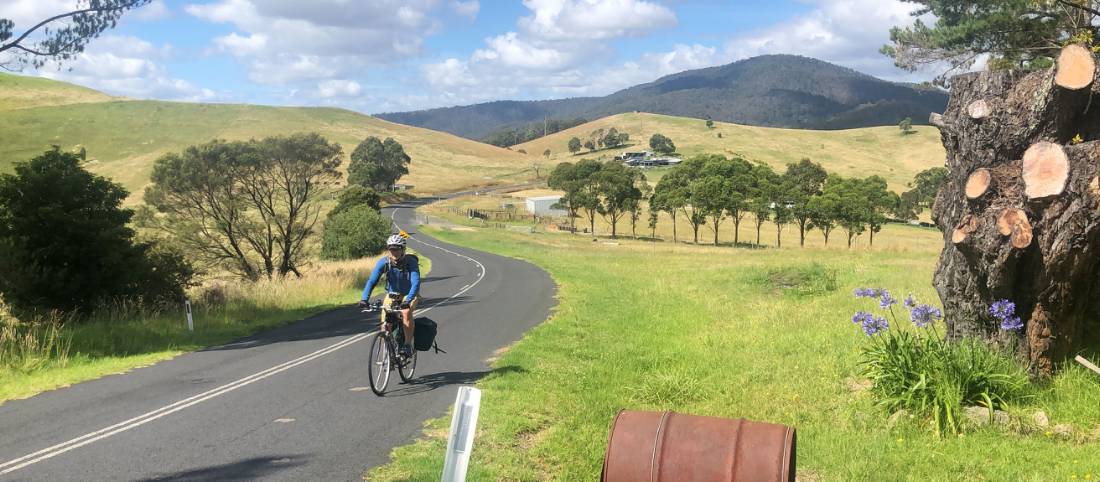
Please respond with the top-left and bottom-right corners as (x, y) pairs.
(0, 148), (193, 316)
(850, 289), (1031, 434)
(321, 205), (391, 260)
(331, 185), (381, 216)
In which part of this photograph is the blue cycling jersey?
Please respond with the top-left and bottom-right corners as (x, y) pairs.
(361, 255), (421, 303)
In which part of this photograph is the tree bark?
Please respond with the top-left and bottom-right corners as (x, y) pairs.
(931, 53), (1100, 375)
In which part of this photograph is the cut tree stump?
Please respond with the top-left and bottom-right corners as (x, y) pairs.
(967, 99), (992, 119)
(1056, 44), (1096, 91)
(966, 168), (992, 199)
(1022, 142), (1069, 199)
(930, 49), (1100, 376)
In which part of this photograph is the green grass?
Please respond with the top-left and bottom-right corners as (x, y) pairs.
(366, 224), (1100, 481)
(0, 72), (112, 111)
(517, 112), (946, 191)
(0, 254), (431, 404)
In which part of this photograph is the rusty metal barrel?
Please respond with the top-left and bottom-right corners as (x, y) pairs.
(601, 410), (796, 482)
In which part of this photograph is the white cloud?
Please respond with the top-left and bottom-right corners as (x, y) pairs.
(519, 0), (676, 40)
(186, 0), (450, 85)
(450, 0), (479, 19)
(723, 0), (933, 81)
(0, 0), (79, 27)
(34, 35), (219, 102)
(131, 0), (171, 21)
(316, 79), (362, 98)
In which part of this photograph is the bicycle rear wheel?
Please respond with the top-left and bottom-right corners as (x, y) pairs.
(367, 333), (391, 395)
(398, 348), (417, 383)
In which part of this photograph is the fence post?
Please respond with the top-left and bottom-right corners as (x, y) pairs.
(441, 386), (482, 482)
(185, 300), (194, 332)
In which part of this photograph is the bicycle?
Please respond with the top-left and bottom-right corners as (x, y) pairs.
(363, 294), (417, 396)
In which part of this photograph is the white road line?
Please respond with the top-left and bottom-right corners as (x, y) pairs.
(0, 203), (488, 476)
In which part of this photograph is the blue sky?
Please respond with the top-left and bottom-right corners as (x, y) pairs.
(1, 0), (933, 114)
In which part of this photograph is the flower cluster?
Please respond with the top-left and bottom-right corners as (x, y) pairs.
(909, 303), (943, 328)
(990, 299), (1023, 331)
(851, 311), (889, 335)
(855, 288), (897, 309)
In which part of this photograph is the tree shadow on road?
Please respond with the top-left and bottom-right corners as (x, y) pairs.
(137, 454), (308, 481)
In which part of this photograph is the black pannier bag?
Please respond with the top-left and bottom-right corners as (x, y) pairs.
(413, 317), (438, 352)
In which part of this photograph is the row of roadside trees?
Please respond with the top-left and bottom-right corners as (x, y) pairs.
(550, 154), (905, 248)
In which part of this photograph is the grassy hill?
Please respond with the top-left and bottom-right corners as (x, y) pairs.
(0, 73), (113, 110)
(0, 74), (537, 201)
(516, 112), (947, 191)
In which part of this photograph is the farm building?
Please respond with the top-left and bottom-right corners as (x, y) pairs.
(525, 195), (566, 216)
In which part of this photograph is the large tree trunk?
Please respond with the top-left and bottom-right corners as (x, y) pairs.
(931, 47), (1100, 375)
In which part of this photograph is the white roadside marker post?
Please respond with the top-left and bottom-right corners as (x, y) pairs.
(185, 300), (194, 332)
(441, 386), (481, 482)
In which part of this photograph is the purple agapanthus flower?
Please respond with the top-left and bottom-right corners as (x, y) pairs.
(990, 300), (1016, 320)
(862, 316), (889, 336)
(854, 288), (882, 298)
(1000, 316), (1024, 331)
(879, 290), (898, 309)
(903, 294), (917, 309)
(852, 311), (874, 325)
(909, 304), (943, 328)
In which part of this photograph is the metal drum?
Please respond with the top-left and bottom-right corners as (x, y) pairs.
(601, 410), (796, 482)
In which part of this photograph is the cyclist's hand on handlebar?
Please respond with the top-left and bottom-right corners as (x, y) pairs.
(399, 302), (411, 310)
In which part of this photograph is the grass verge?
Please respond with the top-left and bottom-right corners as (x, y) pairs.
(367, 224), (1100, 481)
(0, 253), (431, 404)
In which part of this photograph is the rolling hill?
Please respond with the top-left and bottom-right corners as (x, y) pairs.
(0, 73), (536, 201)
(515, 112), (947, 191)
(377, 55), (948, 141)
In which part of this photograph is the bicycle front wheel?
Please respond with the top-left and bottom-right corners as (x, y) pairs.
(367, 333), (391, 395)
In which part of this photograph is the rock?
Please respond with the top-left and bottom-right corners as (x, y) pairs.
(1053, 423), (1074, 439)
(887, 410), (909, 429)
(963, 406), (1010, 427)
(1033, 410), (1050, 428)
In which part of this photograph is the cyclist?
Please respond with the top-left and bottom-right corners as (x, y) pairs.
(359, 234), (421, 357)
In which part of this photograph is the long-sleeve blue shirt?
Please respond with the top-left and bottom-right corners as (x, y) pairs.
(361, 255), (421, 303)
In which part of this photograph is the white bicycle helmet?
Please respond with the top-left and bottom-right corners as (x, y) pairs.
(386, 234), (407, 248)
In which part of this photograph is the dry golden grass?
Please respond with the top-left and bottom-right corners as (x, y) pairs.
(516, 112), (947, 191)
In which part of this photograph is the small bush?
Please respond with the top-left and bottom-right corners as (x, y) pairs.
(321, 205), (391, 260)
(850, 289), (1031, 434)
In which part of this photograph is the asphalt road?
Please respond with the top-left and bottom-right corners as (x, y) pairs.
(0, 199), (556, 481)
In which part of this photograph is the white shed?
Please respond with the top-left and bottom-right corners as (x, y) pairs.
(525, 195), (566, 216)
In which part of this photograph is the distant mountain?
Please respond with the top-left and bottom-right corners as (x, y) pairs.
(377, 55), (948, 141)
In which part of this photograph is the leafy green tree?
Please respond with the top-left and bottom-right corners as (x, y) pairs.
(750, 197), (771, 247)
(706, 118), (715, 129)
(0, 0), (151, 69)
(584, 140), (596, 152)
(0, 148), (192, 315)
(651, 172), (686, 242)
(568, 137), (582, 155)
(603, 128), (626, 149)
(649, 133), (676, 155)
(330, 185), (381, 217)
(347, 137), (410, 191)
(898, 166), (948, 220)
(692, 176), (730, 246)
(147, 134), (341, 280)
(596, 161), (644, 238)
(859, 175), (898, 247)
(807, 191), (840, 245)
(783, 158), (828, 247)
(882, 0), (1094, 81)
(549, 160), (601, 234)
(899, 117), (914, 135)
(321, 205), (391, 260)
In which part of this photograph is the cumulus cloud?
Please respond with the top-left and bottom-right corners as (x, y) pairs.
(185, 0), (450, 85)
(519, 0), (676, 40)
(723, 0), (931, 81)
(316, 79), (362, 98)
(35, 35), (218, 102)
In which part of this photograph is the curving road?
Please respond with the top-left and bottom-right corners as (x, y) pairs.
(0, 199), (556, 481)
